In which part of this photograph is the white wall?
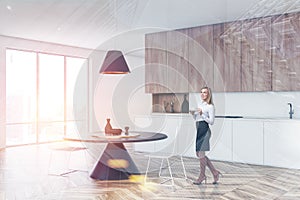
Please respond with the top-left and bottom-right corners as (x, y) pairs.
(0, 46), (5, 149)
(89, 29), (153, 132)
(91, 54), (152, 132)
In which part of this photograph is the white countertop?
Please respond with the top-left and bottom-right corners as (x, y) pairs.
(150, 113), (300, 121)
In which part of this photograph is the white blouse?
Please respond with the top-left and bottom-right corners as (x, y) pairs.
(193, 101), (215, 125)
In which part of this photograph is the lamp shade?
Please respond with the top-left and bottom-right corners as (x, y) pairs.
(99, 50), (130, 74)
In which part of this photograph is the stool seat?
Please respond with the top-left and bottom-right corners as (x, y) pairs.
(50, 146), (87, 151)
(48, 143), (89, 176)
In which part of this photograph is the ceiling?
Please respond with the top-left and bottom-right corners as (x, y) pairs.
(1, 0), (299, 54)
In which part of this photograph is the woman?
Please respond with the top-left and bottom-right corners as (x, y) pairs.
(190, 86), (221, 185)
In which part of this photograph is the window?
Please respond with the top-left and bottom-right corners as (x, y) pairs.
(65, 57), (88, 138)
(6, 49), (88, 146)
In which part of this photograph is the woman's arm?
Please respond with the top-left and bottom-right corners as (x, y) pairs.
(204, 105), (215, 125)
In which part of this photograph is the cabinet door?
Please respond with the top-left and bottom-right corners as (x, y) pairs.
(272, 13), (300, 91)
(232, 120), (264, 165)
(241, 17), (272, 91)
(145, 32), (168, 93)
(264, 121), (300, 169)
(166, 29), (189, 93)
(213, 22), (242, 92)
(208, 119), (233, 162)
(188, 25), (214, 92)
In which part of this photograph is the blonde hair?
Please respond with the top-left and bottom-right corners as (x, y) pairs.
(201, 86), (213, 105)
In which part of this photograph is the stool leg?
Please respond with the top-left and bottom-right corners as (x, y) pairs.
(48, 150), (77, 176)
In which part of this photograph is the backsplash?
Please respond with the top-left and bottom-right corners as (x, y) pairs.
(189, 91), (300, 119)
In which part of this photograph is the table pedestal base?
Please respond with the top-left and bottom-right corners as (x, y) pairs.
(90, 143), (140, 180)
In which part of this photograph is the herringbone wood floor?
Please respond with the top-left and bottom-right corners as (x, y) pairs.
(1, 142), (300, 200)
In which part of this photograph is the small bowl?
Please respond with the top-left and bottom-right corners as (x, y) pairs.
(105, 129), (122, 136)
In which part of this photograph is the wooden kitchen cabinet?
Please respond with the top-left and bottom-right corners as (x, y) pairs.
(145, 31), (168, 93)
(271, 13), (300, 91)
(213, 22), (242, 92)
(145, 30), (189, 93)
(188, 25), (214, 92)
(241, 17), (272, 91)
(213, 23), (226, 92)
(145, 12), (300, 93)
(166, 29), (189, 93)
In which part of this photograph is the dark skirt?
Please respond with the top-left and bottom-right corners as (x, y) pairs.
(196, 121), (211, 151)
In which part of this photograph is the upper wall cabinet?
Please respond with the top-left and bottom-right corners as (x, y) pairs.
(166, 29), (189, 93)
(241, 17), (272, 91)
(145, 29), (189, 93)
(213, 23), (225, 92)
(145, 11), (300, 93)
(213, 21), (242, 92)
(188, 25), (214, 92)
(145, 32), (168, 93)
(271, 13), (300, 91)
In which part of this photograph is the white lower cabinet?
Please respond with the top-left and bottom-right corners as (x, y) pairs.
(208, 119), (233, 162)
(134, 114), (300, 169)
(264, 121), (300, 169)
(232, 120), (264, 165)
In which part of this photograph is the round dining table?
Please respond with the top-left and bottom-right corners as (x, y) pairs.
(64, 131), (167, 180)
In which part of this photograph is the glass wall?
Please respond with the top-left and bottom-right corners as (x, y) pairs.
(38, 53), (65, 142)
(6, 50), (37, 145)
(5, 49), (88, 146)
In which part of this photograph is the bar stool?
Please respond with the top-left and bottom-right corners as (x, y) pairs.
(48, 142), (89, 176)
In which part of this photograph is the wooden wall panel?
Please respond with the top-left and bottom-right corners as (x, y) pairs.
(188, 25), (214, 92)
(152, 93), (188, 113)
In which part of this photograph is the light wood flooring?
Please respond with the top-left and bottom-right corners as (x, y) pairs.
(1, 142), (300, 200)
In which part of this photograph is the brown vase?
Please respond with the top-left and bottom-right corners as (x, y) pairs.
(105, 118), (112, 134)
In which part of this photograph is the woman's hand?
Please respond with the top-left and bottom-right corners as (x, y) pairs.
(189, 110), (195, 115)
(197, 108), (202, 115)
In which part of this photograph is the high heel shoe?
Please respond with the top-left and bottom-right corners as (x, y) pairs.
(212, 171), (222, 184)
(205, 156), (222, 184)
(193, 157), (207, 185)
(193, 176), (207, 185)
